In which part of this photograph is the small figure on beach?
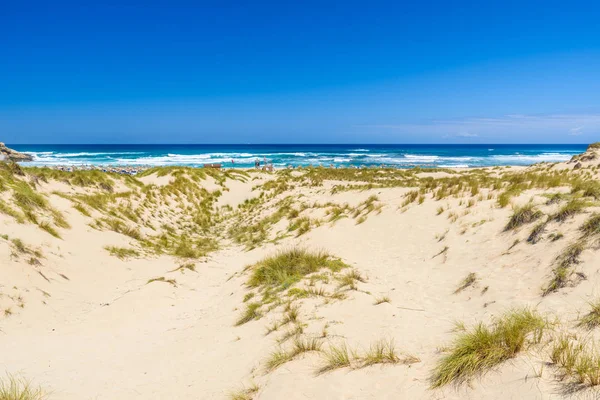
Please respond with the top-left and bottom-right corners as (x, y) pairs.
(255, 158), (260, 169)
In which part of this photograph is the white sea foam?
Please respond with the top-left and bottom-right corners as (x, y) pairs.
(439, 164), (470, 168)
(490, 153), (572, 163)
(403, 154), (439, 162)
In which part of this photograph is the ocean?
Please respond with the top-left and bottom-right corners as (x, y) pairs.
(9, 144), (587, 169)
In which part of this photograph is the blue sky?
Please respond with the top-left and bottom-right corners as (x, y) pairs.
(1, 1), (599, 144)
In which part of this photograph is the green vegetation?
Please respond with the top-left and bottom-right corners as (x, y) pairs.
(527, 221), (547, 244)
(0, 375), (46, 400)
(454, 272), (477, 294)
(430, 308), (546, 388)
(543, 241), (586, 296)
(235, 302), (262, 326)
(318, 343), (352, 373)
(581, 213), (600, 236)
(553, 199), (588, 222)
(229, 383), (259, 400)
(504, 203), (543, 231)
(264, 337), (322, 372)
(246, 248), (348, 291)
(577, 299), (600, 330)
(360, 339), (402, 367)
(550, 335), (600, 387)
(374, 295), (391, 305)
(105, 246), (140, 259)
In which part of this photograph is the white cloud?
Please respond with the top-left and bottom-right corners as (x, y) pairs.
(569, 126), (583, 136)
(360, 113), (600, 141)
(456, 131), (478, 138)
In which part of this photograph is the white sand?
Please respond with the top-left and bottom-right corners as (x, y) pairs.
(2, 148), (600, 399)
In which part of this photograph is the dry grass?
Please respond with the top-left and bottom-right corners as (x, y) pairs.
(504, 203), (543, 231)
(0, 375), (46, 400)
(359, 339), (417, 367)
(543, 241), (586, 296)
(527, 221), (547, 244)
(374, 296), (391, 305)
(554, 199), (588, 222)
(235, 302), (262, 326)
(454, 272), (477, 294)
(429, 308), (546, 388)
(581, 213), (600, 237)
(318, 343), (352, 374)
(247, 248), (348, 291)
(265, 337), (322, 372)
(229, 383), (259, 400)
(577, 299), (600, 330)
(104, 246), (140, 259)
(550, 335), (600, 387)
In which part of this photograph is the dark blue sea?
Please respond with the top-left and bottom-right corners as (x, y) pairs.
(9, 144), (587, 169)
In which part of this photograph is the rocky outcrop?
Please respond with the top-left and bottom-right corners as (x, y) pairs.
(0, 142), (33, 162)
(568, 142), (600, 165)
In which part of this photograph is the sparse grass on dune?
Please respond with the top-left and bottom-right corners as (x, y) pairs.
(550, 335), (600, 387)
(229, 383), (259, 400)
(264, 337), (323, 372)
(581, 213), (600, 237)
(542, 241), (586, 296)
(527, 221), (547, 244)
(504, 203), (543, 231)
(0, 375), (46, 400)
(235, 302), (262, 326)
(105, 246), (140, 259)
(454, 272), (477, 294)
(246, 248), (348, 291)
(429, 308), (547, 388)
(318, 343), (352, 374)
(374, 295), (391, 305)
(317, 338), (419, 374)
(38, 221), (61, 238)
(336, 269), (366, 290)
(572, 180), (600, 200)
(360, 339), (402, 367)
(577, 299), (600, 330)
(553, 199), (588, 222)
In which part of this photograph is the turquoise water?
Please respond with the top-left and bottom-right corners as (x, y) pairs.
(9, 144), (586, 169)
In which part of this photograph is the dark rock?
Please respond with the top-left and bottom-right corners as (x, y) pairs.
(574, 162), (582, 170)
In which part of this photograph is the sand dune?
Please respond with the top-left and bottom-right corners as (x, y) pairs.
(2, 145), (600, 399)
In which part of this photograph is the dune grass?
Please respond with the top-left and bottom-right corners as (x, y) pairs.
(374, 295), (391, 305)
(318, 343), (352, 374)
(264, 337), (323, 372)
(554, 199), (588, 222)
(550, 335), (600, 387)
(454, 272), (477, 294)
(527, 221), (547, 244)
(577, 299), (600, 330)
(235, 302), (262, 326)
(105, 246), (140, 259)
(504, 203), (543, 231)
(146, 276), (177, 286)
(581, 213), (600, 236)
(229, 383), (259, 400)
(246, 248), (348, 291)
(38, 221), (61, 238)
(360, 339), (401, 367)
(542, 241), (586, 296)
(0, 375), (46, 400)
(429, 308), (546, 388)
